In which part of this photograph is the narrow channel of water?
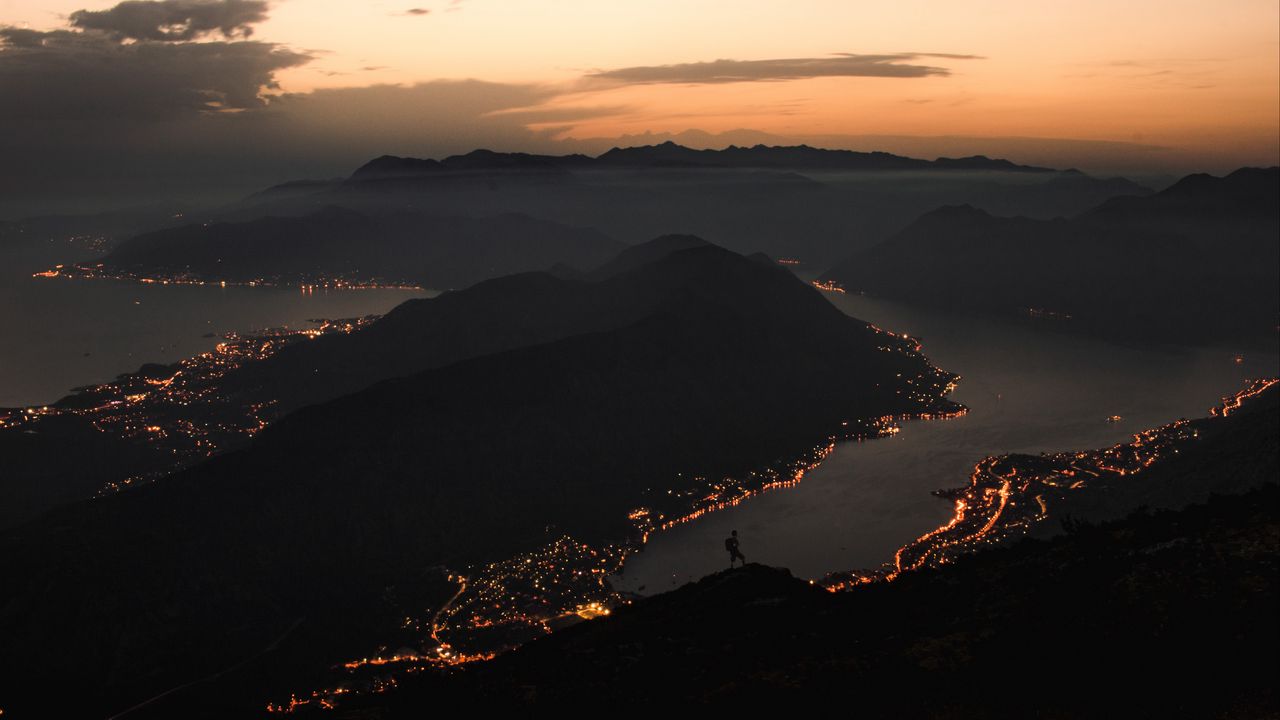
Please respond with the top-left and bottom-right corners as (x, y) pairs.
(613, 294), (1279, 594)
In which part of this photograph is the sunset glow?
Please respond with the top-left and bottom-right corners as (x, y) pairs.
(2, 0), (1276, 204)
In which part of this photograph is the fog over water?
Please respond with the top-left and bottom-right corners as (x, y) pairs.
(614, 292), (1280, 594)
(0, 241), (427, 407)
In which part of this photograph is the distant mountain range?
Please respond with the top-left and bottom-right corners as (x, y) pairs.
(35, 142), (1154, 283)
(823, 167), (1279, 344)
(350, 142), (1055, 178)
(0, 238), (954, 716)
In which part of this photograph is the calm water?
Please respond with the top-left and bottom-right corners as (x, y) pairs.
(614, 293), (1280, 594)
(0, 240), (426, 407)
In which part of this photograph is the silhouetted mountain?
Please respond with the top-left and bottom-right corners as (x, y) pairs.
(0, 238), (952, 717)
(353, 150), (596, 179)
(99, 206), (623, 289)
(244, 178), (342, 201)
(823, 168), (1280, 344)
(354, 154), (443, 177)
(349, 385), (1280, 716)
(0, 235), (801, 531)
(931, 154), (1038, 171)
(352, 141), (1054, 176)
(584, 233), (711, 279)
(212, 235), (779, 413)
(1089, 166), (1279, 221)
(963, 169), (1150, 217)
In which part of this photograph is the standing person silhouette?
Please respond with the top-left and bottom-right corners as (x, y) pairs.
(725, 530), (746, 568)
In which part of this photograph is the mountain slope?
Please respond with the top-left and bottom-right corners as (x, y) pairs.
(822, 167), (1279, 344)
(214, 235), (721, 413)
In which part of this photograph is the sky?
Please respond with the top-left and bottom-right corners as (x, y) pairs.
(1, 0), (1277, 214)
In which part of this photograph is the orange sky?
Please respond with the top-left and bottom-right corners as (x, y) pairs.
(4, 0), (1278, 168)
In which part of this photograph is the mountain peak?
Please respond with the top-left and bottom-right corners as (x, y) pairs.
(922, 203), (991, 219)
(588, 234), (713, 279)
(351, 154), (442, 178)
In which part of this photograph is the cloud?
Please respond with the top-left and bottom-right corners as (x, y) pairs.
(1, 0), (308, 134)
(909, 53), (987, 60)
(249, 80), (619, 152)
(0, 1), (604, 212)
(582, 53), (981, 87)
(484, 103), (633, 126)
(68, 0), (270, 41)
(403, 8), (431, 15)
(0, 27), (310, 125)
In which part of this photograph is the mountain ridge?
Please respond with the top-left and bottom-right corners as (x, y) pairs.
(350, 141), (1056, 179)
(822, 166), (1279, 344)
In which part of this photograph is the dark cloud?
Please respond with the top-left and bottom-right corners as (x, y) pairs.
(1, 0), (307, 131)
(583, 53), (980, 86)
(0, 0), (589, 214)
(403, 8), (431, 15)
(0, 26), (310, 125)
(68, 0), (269, 41)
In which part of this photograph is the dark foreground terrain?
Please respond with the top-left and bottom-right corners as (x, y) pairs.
(349, 384), (1279, 718)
